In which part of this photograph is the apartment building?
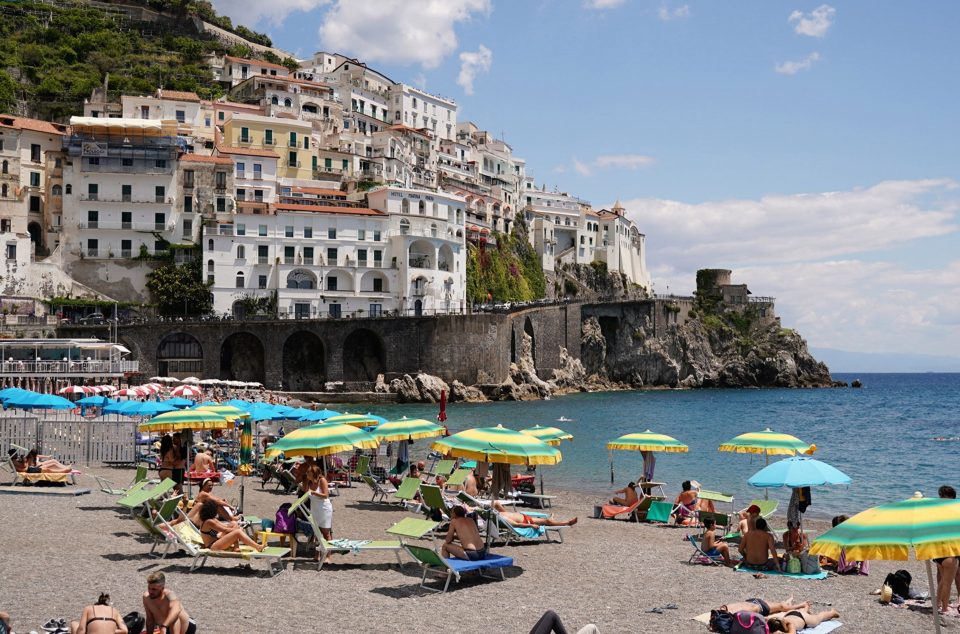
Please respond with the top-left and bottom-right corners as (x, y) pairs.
(221, 111), (314, 182)
(387, 82), (457, 142)
(222, 56), (290, 87)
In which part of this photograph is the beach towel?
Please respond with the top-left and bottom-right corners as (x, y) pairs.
(601, 502), (636, 518)
(693, 613), (841, 633)
(734, 566), (829, 580)
(328, 538), (372, 554)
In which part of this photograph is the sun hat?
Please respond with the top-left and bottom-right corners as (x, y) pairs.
(747, 504), (761, 514)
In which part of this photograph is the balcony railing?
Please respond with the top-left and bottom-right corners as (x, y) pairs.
(239, 136), (253, 145)
(0, 360), (139, 375)
(285, 161), (302, 168)
(80, 194), (173, 204)
(78, 221), (173, 232)
(257, 256), (269, 264)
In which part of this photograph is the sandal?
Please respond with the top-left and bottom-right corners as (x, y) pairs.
(646, 607), (663, 614)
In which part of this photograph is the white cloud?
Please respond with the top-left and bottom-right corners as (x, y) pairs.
(457, 45), (492, 95)
(413, 72), (427, 89)
(595, 154), (655, 169)
(621, 179), (960, 355)
(319, 0), (491, 69)
(775, 52), (821, 75)
(657, 4), (690, 21)
(583, 0), (626, 9)
(210, 0), (330, 28)
(572, 158), (592, 177)
(789, 4), (836, 38)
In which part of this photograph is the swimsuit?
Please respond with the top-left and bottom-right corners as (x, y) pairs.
(746, 598), (770, 616)
(705, 547), (721, 557)
(785, 611), (805, 621)
(86, 607), (118, 627)
(463, 547), (488, 561)
(519, 514), (537, 525)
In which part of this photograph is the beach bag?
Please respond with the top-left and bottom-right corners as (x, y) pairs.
(730, 612), (768, 634)
(274, 503), (295, 534)
(123, 611), (144, 634)
(800, 552), (821, 575)
(786, 557), (802, 574)
(884, 569), (911, 599)
(709, 609), (734, 633)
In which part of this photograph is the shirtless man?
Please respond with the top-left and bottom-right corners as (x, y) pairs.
(610, 482), (639, 506)
(191, 449), (215, 474)
(143, 572), (196, 634)
(717, 597), (810, 620)
(441, 505), (487, 560)
(463, 470), (480, 497)
(492, 501), (578, 527)
(739, 517), (780, 571)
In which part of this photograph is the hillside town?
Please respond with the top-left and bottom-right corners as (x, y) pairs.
(1, 50), (652, 320)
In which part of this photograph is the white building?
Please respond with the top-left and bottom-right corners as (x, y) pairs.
(593, 202), (652, 291)
(388, 82), (457, 142)
(121, 90), (215, 142)
(222, 56), (290, 87)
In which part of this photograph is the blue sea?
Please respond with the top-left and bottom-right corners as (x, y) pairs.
(363, 373), (959, 518)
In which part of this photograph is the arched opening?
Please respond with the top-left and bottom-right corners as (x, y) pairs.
(1, 184), (6, 198)
(418, 200), (426, 215)
(271, 95), (279, 105)
(235, 271), (245, 288)
(206, 259), (214, 273)
(157, 332), (203, 378)
(1, 160), (6, 174)
(282, 331), (325, 391)
(237, 245), (245, 259)
(207, 238), (214, 251)
(360, 270), (388, 293)
(232, 300), (247, 319)
(342, 329), (385, 382)
(401, 199), (410, 214)
(524, 316), (536, 368)
(414, 299), (423, 316)
(219, 332), (265, 383)
(65, 184), (72, 195)
(302, 103), (318, 114)
(284, 98), (292, 108)
(399, 218), (410, 235)
(408, 239), (433, 269)
(286, 268), (316, 289)
(52, 184), (62, 196)
(27, 222), (44, 255)
(437, 244), (453, 272)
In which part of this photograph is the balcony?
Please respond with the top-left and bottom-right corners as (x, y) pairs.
(120, 249), (132, 258)
(287, 140), (299, 148)
(80, 194), (173, 204)
(285, 161), (302, 168)
(78, 221), (174, 232)
(183, 180), (195, 190)
(257, 256), (269, 265)
(263, 138), (277, 146)
(313, 167), (343, 179)
(238, 136), (253, 145)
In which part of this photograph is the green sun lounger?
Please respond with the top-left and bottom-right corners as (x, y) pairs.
(133, 494), (182, 558)
(444, 468), (470, 488)
(427, 459), (456, 481)
(361, 474), (397, 504)
(419, 484), (450, 520)
(404, 544), (515, 593)
(395, 476), (422, 510)
(118, 478), (176, 511)
(169, 518), (289, 577)
(96, 465), (150, 496)
(644, 500), (674, 523)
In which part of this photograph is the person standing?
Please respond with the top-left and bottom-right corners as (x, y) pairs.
(143, 572), (196, 634)
(306, 463), (334, 563)
(936, 485), (958, 616)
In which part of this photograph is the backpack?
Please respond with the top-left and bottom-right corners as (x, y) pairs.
(274, 502), (295, 534)
(884, 569), (911, 599)
(123, 611), (145, 634)
(709, 609), (735, 633)
(730, 611), (768, 634)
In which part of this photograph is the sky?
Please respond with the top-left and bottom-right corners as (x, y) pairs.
(211, 0), (960, 364)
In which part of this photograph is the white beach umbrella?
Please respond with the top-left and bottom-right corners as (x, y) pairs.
(181, 377), (201, 385)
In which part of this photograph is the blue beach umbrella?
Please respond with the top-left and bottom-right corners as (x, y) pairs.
(77, 395), (114, 407)
(246, 405), (288, 421)
(298, 408), (342, 422)
(162, 397), (196, 409)
(103, 400), (143, 415)
(747, 456), (852, 488)
(224, 399), (253, 409)
(125, 401), (178, 417)
(0, 387), (31, 401)
(9, 392), (76, 409)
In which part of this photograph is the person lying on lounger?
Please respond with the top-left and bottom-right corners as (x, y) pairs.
(12, 448), (73, 473)
(491, 501), (578, 526)
(442, 505), (488, 561)
(609, 482), (639, 506)
(766, 607), (841, 633)
(716, 597), (810, 619)
(197, 500), (263, 552)
(738, 517), (781, 571)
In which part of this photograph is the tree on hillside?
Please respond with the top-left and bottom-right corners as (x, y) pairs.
(145, 258), (213, 317)
(0, 70), (17, 112)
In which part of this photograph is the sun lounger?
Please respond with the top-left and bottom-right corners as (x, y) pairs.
(404, 543), (514, 593)
(489, 510), (564, 545)
(95, 465), (150, 496)
(419, 483), (452, 522)
(444, 468), (471, 489)
(306, 510), (437, 570)
(686, 533), (726, 566)
(5, 451), (76, 486)
(644, 500), (675, 523)
(394, 476), (422, 510)
(169, 518), (289, 577)
(133, 495), (182, 558)
(117, 478), (176, 512)
(361, 474), (397, 504)
(426, 459), (456, 482)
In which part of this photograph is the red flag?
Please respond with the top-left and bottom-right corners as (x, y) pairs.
(437, 389), (448, 423)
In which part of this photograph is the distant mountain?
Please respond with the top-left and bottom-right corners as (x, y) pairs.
(812, 348), (960, 373)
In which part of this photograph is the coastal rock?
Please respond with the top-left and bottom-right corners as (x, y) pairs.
(580, 317), (606, 372)
(388, 373), (449, 403)
(551, 346), (586, 391)
(450, 380), (486, 402)
(374, 373), (389, 393)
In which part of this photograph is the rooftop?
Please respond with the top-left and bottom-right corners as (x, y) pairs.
(225, 55), (288, 72)
(180, 154), (234, 165)
(0, 115), (65, 136)
(274, 203), (384, 217)
(156, 89), (201, 103)
(215, 145), (280, 158)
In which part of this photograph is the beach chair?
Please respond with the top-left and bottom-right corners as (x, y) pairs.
(306, 505), (434, 570)
(749, 499), (779, 519)
(394, 476), (422, 510)
(5, 450), (76, 486)
(404, 543), (514, 593)
(95, 465), (150, 496)
(444, 468), (471, 490)
(168, 517), (290, 577)
(133, 495), (182, 558)
(427, 459), (456, 482)
(686, 534), (726, 566)
(644, 500), (674, 524)
(489, 508), (565, 545)
(354, 454), (371, 477)
(600, 495), (660, 521)
(419, 484), (451, 523)
(361, 474), (397, 504)
(117, 478), (176, 513)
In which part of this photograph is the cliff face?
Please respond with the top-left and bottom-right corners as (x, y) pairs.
(582, 311), (834, 388)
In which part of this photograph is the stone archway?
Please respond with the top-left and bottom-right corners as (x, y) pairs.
(27, 222), (44, 256)
(219, 332), (265, 383)
(157, 332), (203, 378)
(282, 331), (325, 391)
(524, 316), (536, 367)
(342, 328), (385, 382)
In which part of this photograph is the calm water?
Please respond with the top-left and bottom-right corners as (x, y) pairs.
(359, 373), (960, 518)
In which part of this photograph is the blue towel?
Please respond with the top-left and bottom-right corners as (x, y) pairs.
(734, 566), (828, 580)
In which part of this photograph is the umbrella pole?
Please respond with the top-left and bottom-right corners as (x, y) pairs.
(609, 451), (614, 485)
(926, 559), (942, 634)
(764, 452), (770, 500)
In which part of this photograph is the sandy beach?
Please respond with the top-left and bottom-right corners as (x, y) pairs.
(0, 466), (949, 634)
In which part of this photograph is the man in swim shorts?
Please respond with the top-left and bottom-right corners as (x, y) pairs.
(143, 572), (196, 634)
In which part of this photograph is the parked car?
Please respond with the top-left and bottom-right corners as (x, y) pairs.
(80, 312), (105, 324)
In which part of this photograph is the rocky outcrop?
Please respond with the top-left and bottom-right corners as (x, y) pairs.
(584, 309), (833, 388)
(388, 372), (450, 403)
(450, 380), (486, 402)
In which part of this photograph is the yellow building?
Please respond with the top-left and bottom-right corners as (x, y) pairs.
(221, 111), (314, 181)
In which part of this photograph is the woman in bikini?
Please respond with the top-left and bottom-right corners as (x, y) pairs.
(68, 593), (127, 634)
(158, 435), (176, 484)
(767, 607), (841, 633)
(12, 449), (73, 474)
(197, 500), (263, 552)
(672, 480), (699, 525)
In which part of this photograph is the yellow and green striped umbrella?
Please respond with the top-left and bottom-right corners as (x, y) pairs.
(265, 422), (380, 459)
(607, 430), (688, 453)
(324, 413), (385, 428)
(718, 428), (811, 456)
(373, 418), (446, 442)
(196, 404), (250, 422)
(138, 409), (232, 433)
(431, 424), (561, 466)
(810, 494), (960, 562)
(520, 425), (574, 447)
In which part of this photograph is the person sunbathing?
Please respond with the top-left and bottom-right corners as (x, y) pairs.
(191, 449), (215, 474)
(672, 480), (699, 525)
(767, 607), (841, 633)
(14, 449), (73, 473)
(463, 470), (480, 497)
(68, 592), (127, 634)
(701, 517), (737, 567)
(717, 597), (810, 619)
(739, 517), (781, 571)
(196, 500), (263, 552)
(442, 505), (487, 560)
(190, 478), (236, 521)
(609, 482), (639, 506)
(492, 500), (578, 526)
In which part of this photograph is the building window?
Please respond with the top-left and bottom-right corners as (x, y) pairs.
(87, 210), (98, 228)
(30, 144), (41, 163)
(156, 159), (167, 168)
(207, 259), (214, 273)
(285, 226), (294, 238)
(357, 248), (367, 265)
(240, 127), (250, 143)
(236, 223), (245, 236)
(253, 164), (262, 179)
(175, 110), (185, 123)
(303, 226), (312, 238)
(284, 246), (295, 263)
(257, 245), (268, 262)
(372, 277), (383, 292)
(258, 225), (267, 237)
(215, 172), (226, 190)
(87, 183), (98, 200)
(258, 275), (267, 289)
(302, 246), (313, 264)
(122, 211), (132, 229)
(369, 303), (382, 317)
(328, 227), (336, 239)
(373, 230), (381, 241)
(328, 303), (341, 318)
(236, 188), (246, 201)
(400, 219), (410, 235)
(236, 272), (245, 288)
(208, 238), (214, 251)
(271, 95), (278, 105)
(182, 218), (192, 237)
(121, 240), (132, 258)
(288, 151), (297, 167)
(29, 196), (40, 213)
(216, 197), (225, 212)
(237, 245), (245, 259)
(357, 229), (366, 241)
(155, 213), (166, 230)
(155, 186), (165, 202)
(327, 276), (338, 291)
(327, 247), (337, 264)
(401, 199), (410, 214)
(30, 172), (41, 187)
(418, 200), (426, 215)
(373, 250), (383, 265)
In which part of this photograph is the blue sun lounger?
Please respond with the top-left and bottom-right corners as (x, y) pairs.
(404, 543), (514, 593)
